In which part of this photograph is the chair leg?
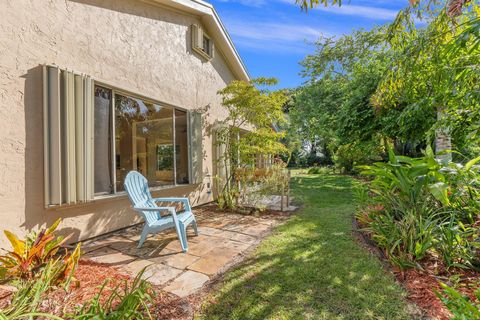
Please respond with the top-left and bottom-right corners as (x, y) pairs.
(191, 218), (199, 236)
(138, 227), (150, 248)
(175, 222), (188, 253)
(181, 222), (189, 252)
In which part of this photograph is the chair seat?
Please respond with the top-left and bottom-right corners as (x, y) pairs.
(150, 210), (194, 228)
(124, 171), (198, 251)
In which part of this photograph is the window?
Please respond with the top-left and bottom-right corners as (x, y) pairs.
(175, 109), (189, 184)
(191, 24), (214, 60)
(43, 65), (203, 206)
(202, 35), (211, 56)
(93, 86), (192, 194)
(94, 86), (113, 195)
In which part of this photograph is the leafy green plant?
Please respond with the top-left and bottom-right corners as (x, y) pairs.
(69, 268), (154, 320)
(0, 219), (81, 284)
(333, 140), (383, 174)
(366, 206), (440, 268)
(0, 260), (68, 320)
(436, 283), (480, 320)
(436, 218), (480, 270)
(360, 146), (447, 214)
(359, 149), (480, 270)
(441, 158), (480, 223)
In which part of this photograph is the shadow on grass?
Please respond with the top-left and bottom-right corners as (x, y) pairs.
(198, 173), (410, 320)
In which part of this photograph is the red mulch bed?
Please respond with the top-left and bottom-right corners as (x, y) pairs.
(0, 260), (191, 319)
(355, 216), (480, 320)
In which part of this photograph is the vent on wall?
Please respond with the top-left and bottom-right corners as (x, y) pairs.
(43, 65), (95, 207)
(191, 24), (214, 61)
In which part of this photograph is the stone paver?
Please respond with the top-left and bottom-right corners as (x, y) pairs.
(187, 238), (219, 257)
(163, 271), (210, 297)
(194, 226), (223, 236)
(229, 233), (257, 244)
(142, 264), (183, 286)
(211, 230), (238, 239)
(82, 235), (130, 253)
(82, 207), (290, 298)
(162, 253), (200, 269)
(188, 254), (232, 275)
(239, 223), (271, 236)
(84, 247), (136, 265)
(121, 259), (154, 275)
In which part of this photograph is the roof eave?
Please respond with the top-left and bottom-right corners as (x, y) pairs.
(143, 0), (250, 82)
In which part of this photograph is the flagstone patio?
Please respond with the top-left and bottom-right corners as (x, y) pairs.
(80, 206), (290, 298)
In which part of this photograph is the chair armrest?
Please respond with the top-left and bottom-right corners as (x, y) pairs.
(133, 206), (173, 212)
(133, 206), (180, 226)
(151, 198), (191, 211)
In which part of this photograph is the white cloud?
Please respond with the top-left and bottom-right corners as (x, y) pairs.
(314, 4), (400, 20)
(227, 20), (329, 42)
(215, 0), (267, 7)
(223, 19), (333, 53)
(275, 0), (400, 20)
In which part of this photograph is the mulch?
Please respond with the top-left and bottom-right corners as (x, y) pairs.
(354, 217), (480, 320)
(0, 261), (191, 319)
(0, 205), (293, 319)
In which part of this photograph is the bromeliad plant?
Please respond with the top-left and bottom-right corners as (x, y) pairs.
(0, 219), (81, 284)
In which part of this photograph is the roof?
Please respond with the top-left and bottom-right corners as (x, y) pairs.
(145, 0), (250, 81)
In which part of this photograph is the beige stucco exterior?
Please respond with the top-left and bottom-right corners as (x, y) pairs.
(0, 0), (248, 248)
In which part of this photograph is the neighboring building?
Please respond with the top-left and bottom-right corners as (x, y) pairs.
(0, 0), (249, 248)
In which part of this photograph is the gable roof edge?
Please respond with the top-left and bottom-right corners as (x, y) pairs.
(145, 0), (251, 82)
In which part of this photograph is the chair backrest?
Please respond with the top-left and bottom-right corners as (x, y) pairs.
(124, 171), (158, 225)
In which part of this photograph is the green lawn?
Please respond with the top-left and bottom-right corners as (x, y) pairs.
(198, 172), (412, 320)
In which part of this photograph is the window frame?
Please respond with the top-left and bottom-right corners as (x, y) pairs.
(93, 81), (192, 199)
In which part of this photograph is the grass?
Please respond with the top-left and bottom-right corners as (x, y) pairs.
(198, 171), (412, 320)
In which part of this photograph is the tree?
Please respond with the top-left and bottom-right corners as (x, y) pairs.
(373, 5), (480, 158)
(214, 78), (288, 209)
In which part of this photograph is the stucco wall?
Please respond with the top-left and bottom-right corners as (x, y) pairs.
(0, 0), (237, 248)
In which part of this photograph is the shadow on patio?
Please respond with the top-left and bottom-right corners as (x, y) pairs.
(80, 206), (290, 298)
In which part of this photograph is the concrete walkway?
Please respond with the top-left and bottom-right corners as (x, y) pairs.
(81, 207), (289, 298)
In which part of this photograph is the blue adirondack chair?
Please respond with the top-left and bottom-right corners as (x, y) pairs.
(124, 171), (198, 252)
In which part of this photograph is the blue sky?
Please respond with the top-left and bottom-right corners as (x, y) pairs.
(210, 0), (410, 88)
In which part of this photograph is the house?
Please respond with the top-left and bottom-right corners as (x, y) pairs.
(0, 0), (250, 248)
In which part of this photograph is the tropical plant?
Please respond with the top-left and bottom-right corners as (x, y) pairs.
(437, 283), (480, 320)
(360, 146), (448, 214)
(359, 148), (480, 270)
(69, 268), (154, 320)
(364, 204), (441, 268)
(0, 261), (68, 320)
(436, 218), (480, 270)
(0, 219), (81, 284)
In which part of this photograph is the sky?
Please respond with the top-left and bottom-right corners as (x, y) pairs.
(209, 0), (411, 89)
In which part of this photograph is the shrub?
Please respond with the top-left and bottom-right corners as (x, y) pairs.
(333, 140), (383, 174)
(234, 163), (290, 211)
(436, 283), (480, 320)
(436, 219), (480, 270)
(0, 219), (81, 284)
(358, 148), (480, 270)
(307, 166), (331, 175)
(364, 205), (440, 269)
